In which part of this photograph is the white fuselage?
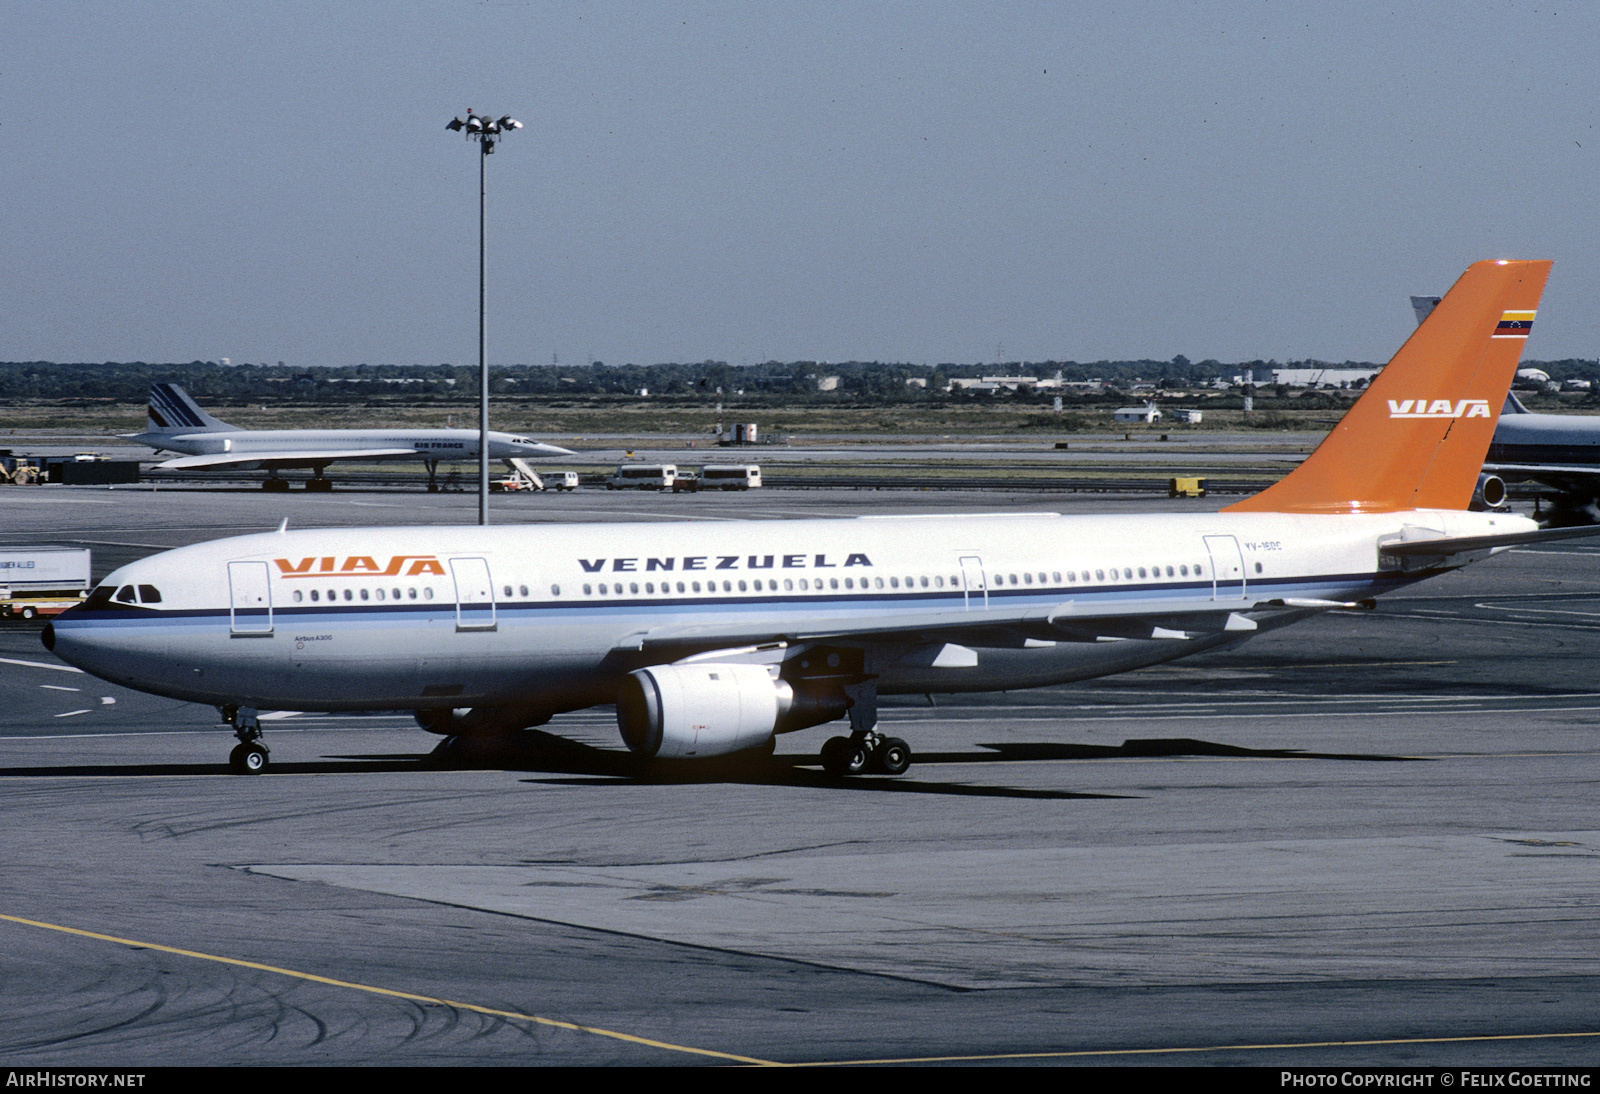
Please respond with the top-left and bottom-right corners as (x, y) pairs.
(48, 508), (1530, 716)
(134, 427), (563, 463)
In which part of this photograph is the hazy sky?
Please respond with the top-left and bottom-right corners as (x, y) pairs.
(6, 2), (1598, 368)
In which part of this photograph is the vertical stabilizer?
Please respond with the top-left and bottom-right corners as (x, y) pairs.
(145, 383), (236, 434)
(1225, 260), (1550, 514)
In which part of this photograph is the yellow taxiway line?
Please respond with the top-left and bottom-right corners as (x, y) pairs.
(0, 911), (778, 1066)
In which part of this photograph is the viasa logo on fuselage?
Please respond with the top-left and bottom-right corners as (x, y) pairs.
(274, 555), (447, 577)
(1386, 399), (1492, 419)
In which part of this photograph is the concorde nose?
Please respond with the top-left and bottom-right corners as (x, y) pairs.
(524, 440), (576, 457)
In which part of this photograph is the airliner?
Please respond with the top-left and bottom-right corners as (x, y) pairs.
(48, 261), (1581, 776)
(131, 383), (573, 491)
(1412, 293), (1600, 525)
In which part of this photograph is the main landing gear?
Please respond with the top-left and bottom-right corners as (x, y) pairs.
(818, 677), (911, 777)
(221, 705), (270, 775)
(820, 731), (911, 777)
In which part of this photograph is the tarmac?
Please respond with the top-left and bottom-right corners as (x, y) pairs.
(1, 482), (1598, 1066)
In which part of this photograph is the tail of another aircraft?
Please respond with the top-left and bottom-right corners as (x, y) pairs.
(1225, 259), (1551, 514)
(144, 383), (236, 434)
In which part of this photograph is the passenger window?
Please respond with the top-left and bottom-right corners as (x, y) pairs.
(1095, 569), (1105, 581)
(738, 580), (747, 592)
(830, 578), (839, 590)
(360, 588), (370, 601)
(1024, 573), (1033, 585)
(1138, 567), (1147, 579)
(520, 585), (529, 597)
(293, 590), (304, 603)
(408, 588), (417, 599)
(503, 585), (513, 597)
(310, 589), (320, 602)
(630, 582), (639, 594)
(343, 589), (353, 601)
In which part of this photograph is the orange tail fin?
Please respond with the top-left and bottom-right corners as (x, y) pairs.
(1225, 259), (1551, 514)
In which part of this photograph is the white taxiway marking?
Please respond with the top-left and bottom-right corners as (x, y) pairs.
(53, 710), (91, 718)
(100, 697), (115, 705)
(0, 657), (84, 674)
(39, 685), (80, 692)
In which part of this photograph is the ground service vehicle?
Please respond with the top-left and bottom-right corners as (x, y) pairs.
(608, 465), (677, 490)
(2, 547), (91, 620)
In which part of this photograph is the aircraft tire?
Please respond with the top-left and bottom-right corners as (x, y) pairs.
(821, 736), (869, 777)
(874, 737), (911, 776)
(230, 743), (268, 775)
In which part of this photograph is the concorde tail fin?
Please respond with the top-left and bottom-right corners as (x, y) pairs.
(1224, 259), (1551, 514)
(145, 383), (236, 435)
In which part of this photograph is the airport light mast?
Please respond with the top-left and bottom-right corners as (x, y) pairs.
(446, 109), (523, 525)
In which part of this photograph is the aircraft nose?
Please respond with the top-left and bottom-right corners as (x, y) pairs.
(528, 440), (575, 457)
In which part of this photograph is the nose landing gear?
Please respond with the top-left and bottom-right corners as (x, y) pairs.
(221, 705), (270, 775)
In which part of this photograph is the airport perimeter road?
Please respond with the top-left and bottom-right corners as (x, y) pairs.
(1, 489), (1598, 1065)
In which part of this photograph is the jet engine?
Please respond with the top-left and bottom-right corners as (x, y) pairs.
(616, 663), (848, 759)
(1471, 473), (1508, 511)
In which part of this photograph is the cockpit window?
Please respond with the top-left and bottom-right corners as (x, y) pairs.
(84, 585), (116, 610)
(116, 585), (137, 603)
(138, 585), (162, 604)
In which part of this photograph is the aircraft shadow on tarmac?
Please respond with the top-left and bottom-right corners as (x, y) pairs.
(0, 732), (1415, 790)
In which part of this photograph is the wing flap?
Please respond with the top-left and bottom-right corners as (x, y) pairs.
(614, 596), (1284, 655)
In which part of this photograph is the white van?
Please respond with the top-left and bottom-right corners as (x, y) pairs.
(607, 464), (677, 490)
(699, 465), (762, 490)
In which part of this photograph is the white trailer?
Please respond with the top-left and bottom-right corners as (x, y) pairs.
(0, 546), (91, 620)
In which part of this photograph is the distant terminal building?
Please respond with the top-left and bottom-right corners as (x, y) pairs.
(1271, 367), (1377, 388)
(946, 373), (1065, 393)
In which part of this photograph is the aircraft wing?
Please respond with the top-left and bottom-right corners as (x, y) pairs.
(612, 594), (1314, 656)
(153, 448), (423, 470)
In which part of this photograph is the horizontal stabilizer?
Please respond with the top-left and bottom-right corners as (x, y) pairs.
(1380, 523), (1600, 561)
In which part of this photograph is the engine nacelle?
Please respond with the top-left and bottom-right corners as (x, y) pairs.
(617, 663), (848, 759)
(1471, 473), (1507, 511)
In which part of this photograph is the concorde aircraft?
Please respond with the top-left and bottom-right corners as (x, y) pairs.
(130, 383), (573, 491)
(48, 261), (1581, 776)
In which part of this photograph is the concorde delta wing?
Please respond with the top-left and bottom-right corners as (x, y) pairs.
(154, 448), (423, 470)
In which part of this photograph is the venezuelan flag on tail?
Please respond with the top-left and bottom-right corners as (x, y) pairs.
(1226, 259), (1551, 514)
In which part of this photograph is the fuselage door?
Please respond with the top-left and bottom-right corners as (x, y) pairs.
(450, 557), (497, 631)
(1203, 535), (1246, 601)
(228, 560), (273, 635)
(959, 555), (988, 610)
